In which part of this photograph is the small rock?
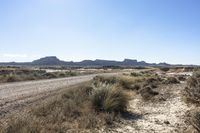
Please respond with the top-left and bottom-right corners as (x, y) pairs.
(164, 121), (170, 125)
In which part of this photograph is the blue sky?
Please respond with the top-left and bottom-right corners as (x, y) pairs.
(0, 0), (200, 64)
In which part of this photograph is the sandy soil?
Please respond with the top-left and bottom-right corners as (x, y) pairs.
(104, 83), (193, 133)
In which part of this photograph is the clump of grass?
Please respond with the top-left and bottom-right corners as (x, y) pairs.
(91, 84), (130, 113)
(130, 72), (142, 77)
(93, 76), (118, 86)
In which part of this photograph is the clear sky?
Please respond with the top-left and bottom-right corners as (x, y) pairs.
(0, 0), (200, 64)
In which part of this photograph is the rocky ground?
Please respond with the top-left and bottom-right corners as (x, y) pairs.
(103, 83), (194, 133)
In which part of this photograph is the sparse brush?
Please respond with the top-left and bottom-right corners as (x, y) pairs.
(177, 75), (186, 81)
(190, 110), (200, 132)
(163, 77), (180, 84)
(184, 71), (200, 104)
(119, 79), (134, 90)
(159, 67), (170, 72)
(130, 72), (142, 77)
(0, 68), (79, 83)
(142, 77), (160, 89)
(139, 86), (159, 101)
(90, 84), (129, 112)
(5, 116), (41, 133)
(6, 74), (20, 82)
(1, 82), (122, 132)
(93, 76), (118, 86)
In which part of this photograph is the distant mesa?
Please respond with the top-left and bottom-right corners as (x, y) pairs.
(32, 56), (66, 65)
(0, 56), (172, 67)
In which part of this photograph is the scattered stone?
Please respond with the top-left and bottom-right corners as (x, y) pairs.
(164, 121), (170, 125)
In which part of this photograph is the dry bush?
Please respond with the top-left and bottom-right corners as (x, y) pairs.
(139, 86), (159, 101)
(163, 77), (180, 84)
(130, 72), (142, 77)
(91, 84), (130, 113)
(184, 71), (200, 104)
(159, 67), (170, 72)
(5, 74), (20, 82)
(93, 75), (144, 91)
(177, 75), (186, 81)
(190, 110), (200, 132)
(93, 76), (118, 86)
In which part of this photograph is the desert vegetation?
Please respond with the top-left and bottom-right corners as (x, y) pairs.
(1, 78), (132, 132)
(0, 68), (193, 133)
(183, 70), (200, 104)
(183, 70), (200, 132)
(0, 68), (79, 83)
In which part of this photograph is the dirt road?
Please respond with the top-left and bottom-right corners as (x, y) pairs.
(0, 73), (116, 120)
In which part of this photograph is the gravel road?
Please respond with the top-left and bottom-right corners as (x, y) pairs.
(0, 73), (116, 120)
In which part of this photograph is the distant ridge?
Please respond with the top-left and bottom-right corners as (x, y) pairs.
(0, 56), (173, 67)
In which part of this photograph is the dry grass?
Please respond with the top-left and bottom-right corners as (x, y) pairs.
(0, 68), (78, 83)
(91, 84), (130, 112)
(190, 109), (200, 133)
(1, 80), (132, 132)
(93, 74), (163, 101)
(183, 71), (200, 132)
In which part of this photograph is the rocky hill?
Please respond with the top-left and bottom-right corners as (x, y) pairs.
(0, 56), (171, 67)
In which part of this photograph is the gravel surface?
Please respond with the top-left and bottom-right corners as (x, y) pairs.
(0, 73), (116, 121)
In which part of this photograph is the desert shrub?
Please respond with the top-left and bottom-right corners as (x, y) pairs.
(62, 86), (93, 105)
(190, 110), (200, 132)
(91, 84), (129, 112)
(119, 79), (134, 90)
(130, 72), (142, 77)
(139, 86), (159, 101)
(177, 75), (186, 81)
(65, 71), (77, 76)
(159, 67), (170, 72)
(6, 74), (19, 82)
(42, 72), (58, 79)
(163, 77), (180, 84)
(184, 71), (200, 104)
(142, 77), (160, 89)
(130, 84), (141, 91)
(93, 76), (118, 86)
